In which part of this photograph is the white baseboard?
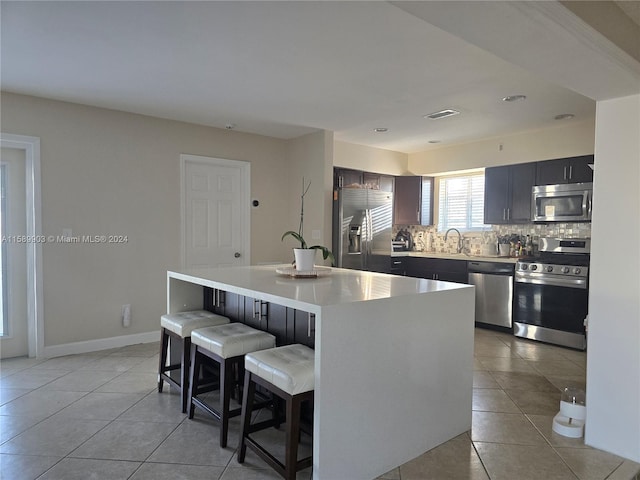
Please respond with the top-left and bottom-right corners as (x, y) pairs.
(41, 331), (159, 358)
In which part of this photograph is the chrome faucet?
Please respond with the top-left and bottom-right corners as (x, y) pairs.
(444, 228), (463, 253)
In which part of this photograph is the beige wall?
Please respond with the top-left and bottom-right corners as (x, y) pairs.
(285, 131), (334, 264)
(0, 92), (298, 348)
(408, 118), (595, 176)
(334, 140), (408, 175)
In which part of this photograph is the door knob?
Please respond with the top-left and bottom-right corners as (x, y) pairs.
(234, 252), (241, 258)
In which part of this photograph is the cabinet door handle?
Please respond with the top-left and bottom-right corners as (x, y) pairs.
(416, 209), (420, 223)
(503, 209), (506, 221)
(215, 290), (225, 308)
(563, 166), (567, 180)
(307, 312), (315, 337)
(253, 299), (267, 321)
(569, 165), (573, 180)
(507, 208), (511, 220)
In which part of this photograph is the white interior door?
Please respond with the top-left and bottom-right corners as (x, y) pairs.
(181, 155), (250, 268)
(0, 148), (28, 358)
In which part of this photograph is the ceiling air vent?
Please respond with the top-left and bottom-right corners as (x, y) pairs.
(425, 109), (460, 120)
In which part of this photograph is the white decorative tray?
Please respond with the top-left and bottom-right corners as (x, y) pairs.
(275, 266), (332, 278)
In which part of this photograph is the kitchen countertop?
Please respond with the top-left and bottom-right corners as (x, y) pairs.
(168, 264), (472, 314)
(392, 251), (519, 264)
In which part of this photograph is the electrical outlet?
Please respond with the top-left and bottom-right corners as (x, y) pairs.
(122, 304), (131, 327)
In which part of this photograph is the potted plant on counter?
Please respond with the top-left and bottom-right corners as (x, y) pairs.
(282, 177), (334, 271)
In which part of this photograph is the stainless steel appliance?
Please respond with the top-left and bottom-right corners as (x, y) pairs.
(468, 261), (515, 329)
(393, 229), (413, 251)
(514, 238), (590, 350)
(333, 188), (393, 273)
(531, 183), (592, 222)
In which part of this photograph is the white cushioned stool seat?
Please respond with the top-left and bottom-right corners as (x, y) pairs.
(192, 323), (275, 359)
(161, 310), (229, 337)
(158, 310), (230, 413)
(245, 344), (314, 396)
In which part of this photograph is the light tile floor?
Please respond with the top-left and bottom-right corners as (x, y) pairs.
(0, 329), (638, 480)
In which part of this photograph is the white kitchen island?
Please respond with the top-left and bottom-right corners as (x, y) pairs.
(167, 265), (475, 480)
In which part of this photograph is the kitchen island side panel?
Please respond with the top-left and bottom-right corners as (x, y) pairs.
(167, 276), (207, 314)
(313, 287), (475, 480)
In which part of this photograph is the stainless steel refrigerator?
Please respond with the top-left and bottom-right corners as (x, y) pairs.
(332, 188), (393, 273)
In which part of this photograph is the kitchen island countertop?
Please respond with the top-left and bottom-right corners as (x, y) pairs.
(167, 266), (475, 480)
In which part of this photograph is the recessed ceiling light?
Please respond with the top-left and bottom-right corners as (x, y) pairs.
(554, 113), (575, 120)
(428, 140), (441, 144)
(424, 109), (460, 120)
(502, 95), (527, 102)
(373, 127), (388, 133)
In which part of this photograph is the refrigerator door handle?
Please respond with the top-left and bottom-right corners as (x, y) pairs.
(367, 209), (372, 256)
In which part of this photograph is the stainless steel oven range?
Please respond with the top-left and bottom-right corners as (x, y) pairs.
(513, 238), (590, 350)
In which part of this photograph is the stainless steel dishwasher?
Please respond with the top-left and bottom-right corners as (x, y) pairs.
(468, 261), (514, 329)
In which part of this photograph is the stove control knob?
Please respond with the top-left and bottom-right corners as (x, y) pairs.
(521, 264), (528, 270)
(561, 267), (570, 274)
(530, 264), (537, 271)
(574, 268), (582, 275)
(546, 266), (554, 273)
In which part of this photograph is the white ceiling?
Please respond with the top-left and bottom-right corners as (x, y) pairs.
(1, 1), (638, 154)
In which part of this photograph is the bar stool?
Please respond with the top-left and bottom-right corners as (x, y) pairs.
(158, 310), (230, 413)
(188, 323), (276, 447)
(237, 344), (314, 480)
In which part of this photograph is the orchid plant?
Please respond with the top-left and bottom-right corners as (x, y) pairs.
(281, 177), (334, 265)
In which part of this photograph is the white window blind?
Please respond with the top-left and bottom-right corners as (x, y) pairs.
(438, 173), (485, 230)
(420, 177), (433, 225)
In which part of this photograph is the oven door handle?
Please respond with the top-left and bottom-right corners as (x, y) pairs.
(515, 273), (587, 289)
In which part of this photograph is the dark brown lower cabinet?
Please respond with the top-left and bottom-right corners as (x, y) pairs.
(204, 288), (315, 348)
(404, 257), (468, 284)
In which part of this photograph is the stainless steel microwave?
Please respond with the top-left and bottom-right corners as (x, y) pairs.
(531, 183), (592, 222)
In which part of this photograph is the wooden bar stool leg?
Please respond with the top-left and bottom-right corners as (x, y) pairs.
(158, 328), (169, 392)
(238, 372), (256, 463)
(219, 357), (234, 448)
(273, 395), (282, 429)
(181, 337), (191, 413)
(285, 396), (302, 480)
(188, 345), (201, 419)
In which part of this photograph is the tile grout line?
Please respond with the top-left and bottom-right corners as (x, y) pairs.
(467, 430), (493, 480)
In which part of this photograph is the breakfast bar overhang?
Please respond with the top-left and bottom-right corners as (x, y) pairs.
(167, 266), (475, 480)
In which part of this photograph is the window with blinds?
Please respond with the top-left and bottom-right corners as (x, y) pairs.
(437, 173), (486, 230)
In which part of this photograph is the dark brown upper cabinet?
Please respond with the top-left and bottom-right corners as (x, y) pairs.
(484, 163), (536, 224)
(334, 168), (394, 192)
(536, 155), (594, 185)
(393, 176), (433, 226)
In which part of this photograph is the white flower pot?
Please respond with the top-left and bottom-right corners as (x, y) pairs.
(293, 248), (316, 272)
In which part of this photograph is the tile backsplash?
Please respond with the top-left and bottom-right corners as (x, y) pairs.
(394, 223), (591, 256)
